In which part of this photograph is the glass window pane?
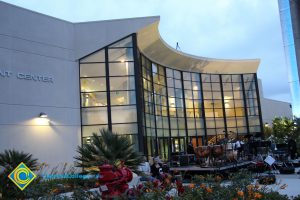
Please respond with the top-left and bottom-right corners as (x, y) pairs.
(174, 80), (182, 88)
(80, 63), (105, 77)
(178, 120), (186, 129)
(81, 78), (106, 92)
(193, 90), (201, 99)
(81, 92), (107, 107)
(80, 49), (105, 63)
(215, 109), (224, 117)
(210, 75), (220, 82)
(234, 91), (243, 99)
(177, 108), (185, 117)
(158, 65), (165, 76)
(109, 37), (133, 48)
(203, 91), (212, 99)
(206, 118), (215, 128)
(234, 100), (244, 107)
(232, 83), (242, 90)
(184, 81), (192, 90)
(112, 123), (138, 134)
(185, 99), (194, 109)
(82, 107), (108, 125)
(185, 90), (193, 99)
(215, 118), (224, 127)
(205, 109), (214, 117)
(211, 83), (221, 91)
(192, 82), (200, 91)
(170, 118), (178, 129)
(237, 127), (247, 134)
(174, 70), (181, 79)
(183, 72), (191, 80)
(236, 117), (246, 126)
(108, 48), (133, 62)
(110, 76), (135, 90)
(207, 129), (216, 136)
(235, 108), (245, 116)
(110, 91), (136, 105)
(202, 83), (211, 91)
(222, 83), (232, 91)
(196, 120), (204, 128)
(213, 92), (222, 99)
(225, 109), (235, 117)
(186, 108), (194, 117)
(187, 118), (195, 129)
(243, 74), (254, 82)
(226, 118), (236, 127)
(167, 78), (174, 87)
(175, 89), (183, 98)
(82, 125), (108, 137)
(192, 73), (200, 81)
(222, 75), (231, 82)
(166, 68), (173, 77)
(111, 106), (137, 123)
(201, 74), (210, 82)
(109, 62), (134, 76)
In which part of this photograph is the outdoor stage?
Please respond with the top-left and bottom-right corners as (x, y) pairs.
(169, 161), (252, 173)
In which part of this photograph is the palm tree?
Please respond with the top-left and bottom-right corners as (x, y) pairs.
(74, 129), (143, 174)
(0, 149), (38, 199)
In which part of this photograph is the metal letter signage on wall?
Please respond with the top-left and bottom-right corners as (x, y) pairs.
(0, 68), (54, 83)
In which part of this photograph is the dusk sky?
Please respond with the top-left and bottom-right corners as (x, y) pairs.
(2, 0), (290, 102)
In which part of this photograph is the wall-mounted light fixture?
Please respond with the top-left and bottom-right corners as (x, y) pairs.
(39, 112), (48, 118)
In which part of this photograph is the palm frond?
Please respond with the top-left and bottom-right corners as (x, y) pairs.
(74, 129), (143, 174)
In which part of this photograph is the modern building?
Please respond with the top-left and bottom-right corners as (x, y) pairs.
(278, 0), (300, 117)
(0, 1), (292, 165)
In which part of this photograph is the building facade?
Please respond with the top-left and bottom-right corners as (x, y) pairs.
(0, 1), (291, 165)
(80, 32), (264, 160)
(278, 0), (300, 117)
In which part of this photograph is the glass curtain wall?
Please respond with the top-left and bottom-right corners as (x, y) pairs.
(79, 36), (262, 157)
(222, 75), (248, 139)
(140, 55), (262, 159)
(80, 49), (108, 144)
(202, 74), (225, 144)
(183, 72), (205, 146)
(243, 74), (261, 133)
(80, 36), (139, 149)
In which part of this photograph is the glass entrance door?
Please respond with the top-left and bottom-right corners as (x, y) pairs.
(171, 137), (186, 153)
(158, 137), (169, 161)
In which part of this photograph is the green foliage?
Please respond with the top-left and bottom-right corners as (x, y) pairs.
(74, 129), (143, 174)
(263, 125), (273, 138)
(272, 117), (295, 143)
(0, 149), (38, 199)
(271, 117), (300, 144)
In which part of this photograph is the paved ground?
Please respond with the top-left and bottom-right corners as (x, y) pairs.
(266, 172), (300, 198)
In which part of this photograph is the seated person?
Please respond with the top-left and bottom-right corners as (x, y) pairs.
(138, 156), (154, 181)
(150, 157), (163, 179)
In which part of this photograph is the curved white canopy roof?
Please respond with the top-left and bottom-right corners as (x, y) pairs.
(137, 20), (260, 74)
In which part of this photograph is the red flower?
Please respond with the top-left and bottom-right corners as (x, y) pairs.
(153, 179), (161, 188)
(136, 183), (143, 191)
(176, 180), (185, 195)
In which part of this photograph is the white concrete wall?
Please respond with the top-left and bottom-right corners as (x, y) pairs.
(0, 1), (158, 166)
(258, 79), (293, 125)
(0, 1), (79, 166)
